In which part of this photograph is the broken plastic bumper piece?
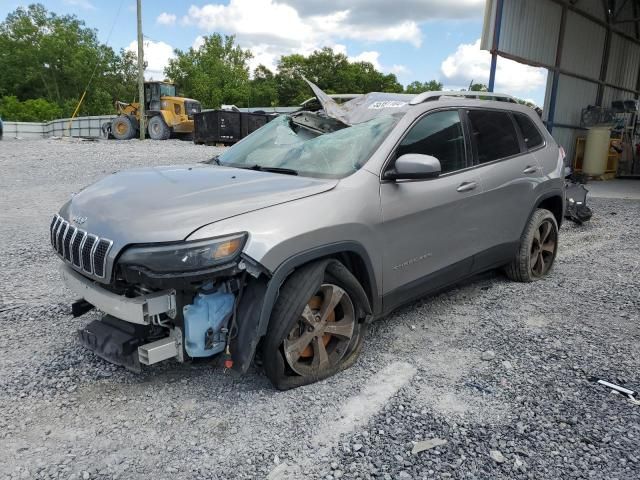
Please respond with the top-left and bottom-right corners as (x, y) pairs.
(61, 265), (176, 325)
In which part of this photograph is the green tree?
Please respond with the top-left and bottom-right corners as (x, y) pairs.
(469, 83), (488, 92)
(404, 80), (443, 94)
(165, 34), (252, 109)
(275, 47), (404, 106)
(275, 53), (311, 106)
(0, 95), (62, 121)
(0, 4), (137, 120)
(249, 65), (278, 108)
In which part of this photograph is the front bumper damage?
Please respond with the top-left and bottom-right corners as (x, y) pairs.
(62, 265), (184, 370)
(62, 266), (177, 325)
(78, 316), (182, 372)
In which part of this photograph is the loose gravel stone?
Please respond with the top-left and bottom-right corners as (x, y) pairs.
(490, 450), (507, 463)
(481, 350), (496, 361)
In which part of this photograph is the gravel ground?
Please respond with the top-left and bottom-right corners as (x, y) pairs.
(0, 138), (639, 480)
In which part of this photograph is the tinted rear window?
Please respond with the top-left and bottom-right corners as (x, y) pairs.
(468, 110), (520, 163)
(514, 113), (544, 150)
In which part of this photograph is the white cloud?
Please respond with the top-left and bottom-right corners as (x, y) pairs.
(246, 44), (281, 74)
(176, 0), (497, 84)
(441, 39), (547, 95)
(281, 0), (485, 22)
(192, 35), (205, 50)
(349, 51), (382, 71)
(126, 40), (175, 80)
(239, 43), (403, 77)
(182, 0), (422, 52)
(390, 64), (410, 75)
(157, 12), (177, 26)
(332, 44), (348, 56)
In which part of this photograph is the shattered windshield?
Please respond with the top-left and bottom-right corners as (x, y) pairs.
(216, 114), (399, 178)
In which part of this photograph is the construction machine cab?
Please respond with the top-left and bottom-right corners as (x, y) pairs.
(144, 82), (176, 112)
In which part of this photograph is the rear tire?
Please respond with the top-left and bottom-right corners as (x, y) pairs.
(262, 260), (368, 390)
(148, 116), (171, 140)
(111, 116), (135, 140)
(505, 208), (559, 282)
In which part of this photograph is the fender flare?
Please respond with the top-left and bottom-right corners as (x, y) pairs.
(528, 190), (565, 232)
(258, 242), (379, 335)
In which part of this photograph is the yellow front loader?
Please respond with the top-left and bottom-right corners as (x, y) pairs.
(109, 81), (201, 140)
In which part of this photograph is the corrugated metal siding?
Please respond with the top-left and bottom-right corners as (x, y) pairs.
(606, 34), (640, 90)
(482, 0), (640, 161)
(560, 11), (605, 78)
(615, 19), (638, 38)
(480, 0), (496, 51)
(498, 0), (562, 66)
(552, 126), (580, 163)
(554, 75), (599, 125)
(611, 0), (638, 37)
(601, 86), (636, 107)
(573, 1), (607, 22)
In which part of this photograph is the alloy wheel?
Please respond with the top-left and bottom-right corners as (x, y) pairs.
(283, 283), (356, 376)
(530, 219), (557, 277)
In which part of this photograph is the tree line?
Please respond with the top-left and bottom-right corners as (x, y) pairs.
(0, 4), (460, 122)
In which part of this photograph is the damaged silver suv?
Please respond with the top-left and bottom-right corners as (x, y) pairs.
(52, 85), (565, 390)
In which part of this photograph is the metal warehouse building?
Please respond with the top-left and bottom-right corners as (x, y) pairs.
(482, 0), (640, 170)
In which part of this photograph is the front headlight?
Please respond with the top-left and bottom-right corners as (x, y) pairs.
(118, 233), (247, 273)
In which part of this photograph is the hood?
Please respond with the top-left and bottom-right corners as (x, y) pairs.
(303, 77), (413, 125)
(60, 164), (337, 245)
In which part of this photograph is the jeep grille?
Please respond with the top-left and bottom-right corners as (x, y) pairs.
(50, 214), (113, 279)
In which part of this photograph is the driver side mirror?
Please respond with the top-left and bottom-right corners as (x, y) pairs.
(384, 153), (442, 181)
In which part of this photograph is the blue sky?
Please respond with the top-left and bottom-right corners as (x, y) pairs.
(1, 0), (547, 105)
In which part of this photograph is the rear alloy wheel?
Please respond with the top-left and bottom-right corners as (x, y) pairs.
(505, 208), (559, 282)
(529, 218), (557, 277)
(262, 260), (368, 390)
(148, 115), (171, 140)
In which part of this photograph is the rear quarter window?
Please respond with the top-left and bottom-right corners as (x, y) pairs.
(467, 109), (521, 164)
(514, 113), (544, 150)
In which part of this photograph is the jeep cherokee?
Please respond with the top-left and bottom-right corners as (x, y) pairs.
(51, 88), (565, 390)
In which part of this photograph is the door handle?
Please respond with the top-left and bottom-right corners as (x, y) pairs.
(456, 181), (477, 192)
(523, 166), (539, 174)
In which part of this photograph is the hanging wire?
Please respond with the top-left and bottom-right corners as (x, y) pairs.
(66, 0), (126, 137)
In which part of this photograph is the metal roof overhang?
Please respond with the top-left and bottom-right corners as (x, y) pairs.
(482, 0), (640, 157)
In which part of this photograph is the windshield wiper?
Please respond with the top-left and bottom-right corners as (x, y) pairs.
(204, 155), (221, 165)
(244, 164), (299, 176)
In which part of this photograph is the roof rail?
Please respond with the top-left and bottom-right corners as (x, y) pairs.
(409, 91), (518, 106)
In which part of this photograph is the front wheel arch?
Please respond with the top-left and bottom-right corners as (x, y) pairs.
(231, 245), (377, 374)
(261, 258), (369, 389)
(258, 244), (377, 336)
(537, 194), (564, 227)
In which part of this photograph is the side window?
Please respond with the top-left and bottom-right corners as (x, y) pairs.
(396, 110), (467, 174)
(467, 110), (520, 163)
(514, 113), (544, 150)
